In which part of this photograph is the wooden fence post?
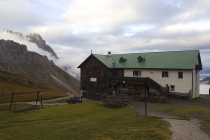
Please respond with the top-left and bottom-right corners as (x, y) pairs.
(40, 95), (43, 108)
(36, 91), (40, 107)
(9, 92), (13, 111)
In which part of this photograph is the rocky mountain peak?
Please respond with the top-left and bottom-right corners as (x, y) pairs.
(26, 33), (58, 59)
(0, 39), (27, 54)
(5, 30), (58, 59)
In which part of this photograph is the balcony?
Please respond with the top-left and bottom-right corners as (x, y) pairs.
(108, 76), (162, 91)
(196, 65), (202, 70)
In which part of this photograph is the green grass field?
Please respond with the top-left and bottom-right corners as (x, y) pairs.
(0, 102), (171, 140)
(0, 69), (68, 103)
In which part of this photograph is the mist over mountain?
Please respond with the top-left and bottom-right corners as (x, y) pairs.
(200, 76), (210, 85)
(0, 39), (80, 93)
(4, 30), (80, 79)
(6, 30), (58, 59)
(200, 68), (210, 80)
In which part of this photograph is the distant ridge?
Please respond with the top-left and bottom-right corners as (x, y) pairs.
(200, 76), (210, 84)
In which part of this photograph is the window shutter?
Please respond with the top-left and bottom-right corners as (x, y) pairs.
(162, 71), (164, 77)
(133, 71), (135, 76)
(167, 72), (169, 77)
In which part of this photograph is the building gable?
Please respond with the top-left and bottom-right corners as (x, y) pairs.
(77, 54), (108, 69)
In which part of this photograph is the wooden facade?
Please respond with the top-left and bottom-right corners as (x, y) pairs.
(78, 54), (163, 94)
(79, 55), (109, 93)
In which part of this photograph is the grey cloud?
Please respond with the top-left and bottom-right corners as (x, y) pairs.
(1, 0), (210, 77)
(0, 0), (53, 32)
(47, 34), (90, 47)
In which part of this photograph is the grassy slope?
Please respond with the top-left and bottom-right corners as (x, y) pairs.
(0, 102), (171, 140)
(0, 69), (67, 103)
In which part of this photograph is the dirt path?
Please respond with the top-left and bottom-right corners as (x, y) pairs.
(131, 100), (210, 140)
(166, 118), (209, 140)
(0, 92), (70, 106)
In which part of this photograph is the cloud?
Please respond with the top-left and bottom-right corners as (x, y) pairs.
(1, 0), (210, 78)
(0, 0), (46, 32)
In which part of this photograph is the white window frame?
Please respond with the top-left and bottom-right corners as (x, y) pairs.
(170, 85), (175, 92)
(133, 70), (141, 77)
(162, 71), (168, 78)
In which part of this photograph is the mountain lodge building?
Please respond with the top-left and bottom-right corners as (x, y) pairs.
(77, 50), (202, 99)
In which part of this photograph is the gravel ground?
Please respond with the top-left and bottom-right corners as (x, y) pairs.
(130, 98), (210, 140)
(166, 118), (209, 140)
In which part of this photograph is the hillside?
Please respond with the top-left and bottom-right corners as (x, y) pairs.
(200, 76), (210, 84)
(0, 39), (80, 93)
(0, 69), (67, 103)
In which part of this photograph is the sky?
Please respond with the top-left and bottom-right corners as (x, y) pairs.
(0, 0), (210, 78)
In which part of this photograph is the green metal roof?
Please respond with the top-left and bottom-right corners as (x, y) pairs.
(93, 50), (200, 69)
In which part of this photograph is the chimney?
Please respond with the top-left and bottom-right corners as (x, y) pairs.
(108, 51), (111, 56)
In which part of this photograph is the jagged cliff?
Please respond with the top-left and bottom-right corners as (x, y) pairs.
(5, 30), (58, 59)
(0, 39), (80, 93)
(26, 33), (58, 59)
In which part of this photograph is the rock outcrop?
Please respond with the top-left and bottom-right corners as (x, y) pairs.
(26, 33), (58, 59)
(0, 39), (80, 93)
(5, 30), (58, 59)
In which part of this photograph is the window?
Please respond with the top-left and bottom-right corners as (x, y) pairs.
(119, 57), (127, 63)
(82, 82), (86, 87)
(102, 83), (105, 88)
(89, 60), (92, 64)
(170, 85), (175, 92)
(92, 70), (95, 75)
(94, 83), (97, 88)
(133, 70), (141, 76)
(178, 72), (183, 78)
(98, 83), (101, 89)
(83, 70), (88, 76)
(137, 56), (145, 62)
(101, 70), (104, 76)
(128, 84), (135, 88)
(162, 71), (168, 77)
